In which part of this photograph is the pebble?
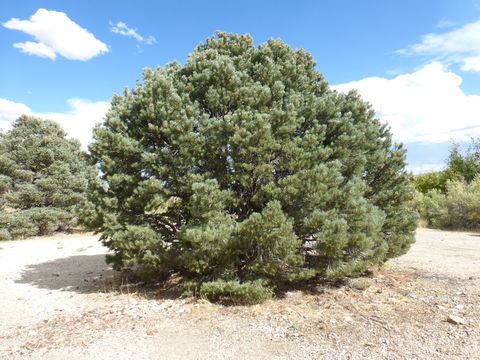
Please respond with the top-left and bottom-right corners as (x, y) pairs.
(446, 315), (465, 325)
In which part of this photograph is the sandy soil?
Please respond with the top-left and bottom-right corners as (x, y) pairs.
(1, 228), (479, 360)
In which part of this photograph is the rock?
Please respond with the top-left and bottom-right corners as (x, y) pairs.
(343, 316), (353, 323)
(447, 315), (465, 325)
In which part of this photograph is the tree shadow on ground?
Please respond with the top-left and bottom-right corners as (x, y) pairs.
(14, 254), (183, 300)
(15, 254), (116, 293)
(15, 253), (364, 303)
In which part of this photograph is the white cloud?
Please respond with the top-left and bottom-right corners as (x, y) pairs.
(41, 99), (110, 148)
(0, 98), (31, 123)
(110, 21), (156, 45)
(462, 55), (480, 72)
(3, 8), (109, 61)
(0, 97), (109, 149)
(13, 41), (57, 59)
(398, 20), (480, 72)
(407, 163), (445, 175)
(435, 19), (456, 29)
(333, 62), (480, 143)
(0, 98), (31, 132)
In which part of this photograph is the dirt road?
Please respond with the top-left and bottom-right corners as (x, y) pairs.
(1, 228), (479, 359)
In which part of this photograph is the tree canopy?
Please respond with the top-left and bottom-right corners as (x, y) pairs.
(83, 32), (418, 303)
(0, 115), (94, 239)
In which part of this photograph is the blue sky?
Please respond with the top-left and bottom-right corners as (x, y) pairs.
(1, 0), (480, 173)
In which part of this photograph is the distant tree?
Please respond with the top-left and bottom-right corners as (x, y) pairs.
(443, 140), (480, 184)
(0, 115), (95, 240)
(82, 32), (418, 303)
(414, 171), (446, 194)
(414, 139), (480, 195)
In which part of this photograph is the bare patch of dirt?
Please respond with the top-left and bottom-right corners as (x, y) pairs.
(1, 228), (479, 359)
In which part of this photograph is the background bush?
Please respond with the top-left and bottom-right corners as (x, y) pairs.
(415, 138), (480, 230)
(414, 171), (448, 194)
(0, 116), (95, 240)
(83, 32), (418, 302)
(420, 178), (480, 230)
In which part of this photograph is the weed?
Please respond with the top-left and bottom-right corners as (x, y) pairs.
(349, 279), (372, 291)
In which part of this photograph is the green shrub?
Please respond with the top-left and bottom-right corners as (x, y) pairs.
(83, 32), (418, 303)
(199, 280), (274, 304)
(414, 171), (447, 193)
(0, 207), (74, 239)
(29, 207), (72, 235)
(0, 211), (38, 239)
(421, 177), (480, 230)
(348, 279), (372, 291)
(0, 228), (11, 241)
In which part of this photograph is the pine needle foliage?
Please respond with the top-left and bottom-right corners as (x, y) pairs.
(0, 116), (94, 240)
(83, 32), (418, 302)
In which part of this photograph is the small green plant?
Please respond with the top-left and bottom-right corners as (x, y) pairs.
(382, 261), (395, 269)
(76, 247), (86, 252)
(146, 328), (159, 336)
(287, 323), (301, 331)
(349, 279), (372, 291)
(199, 280), (274, 305)
(181, 280), (199, 298)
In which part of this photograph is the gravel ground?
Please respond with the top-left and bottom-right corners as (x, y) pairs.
(1, 228), (479, 360)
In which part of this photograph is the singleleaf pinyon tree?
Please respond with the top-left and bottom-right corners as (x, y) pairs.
(0, 116), (95, 240)
(84, 32), (418, 303)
